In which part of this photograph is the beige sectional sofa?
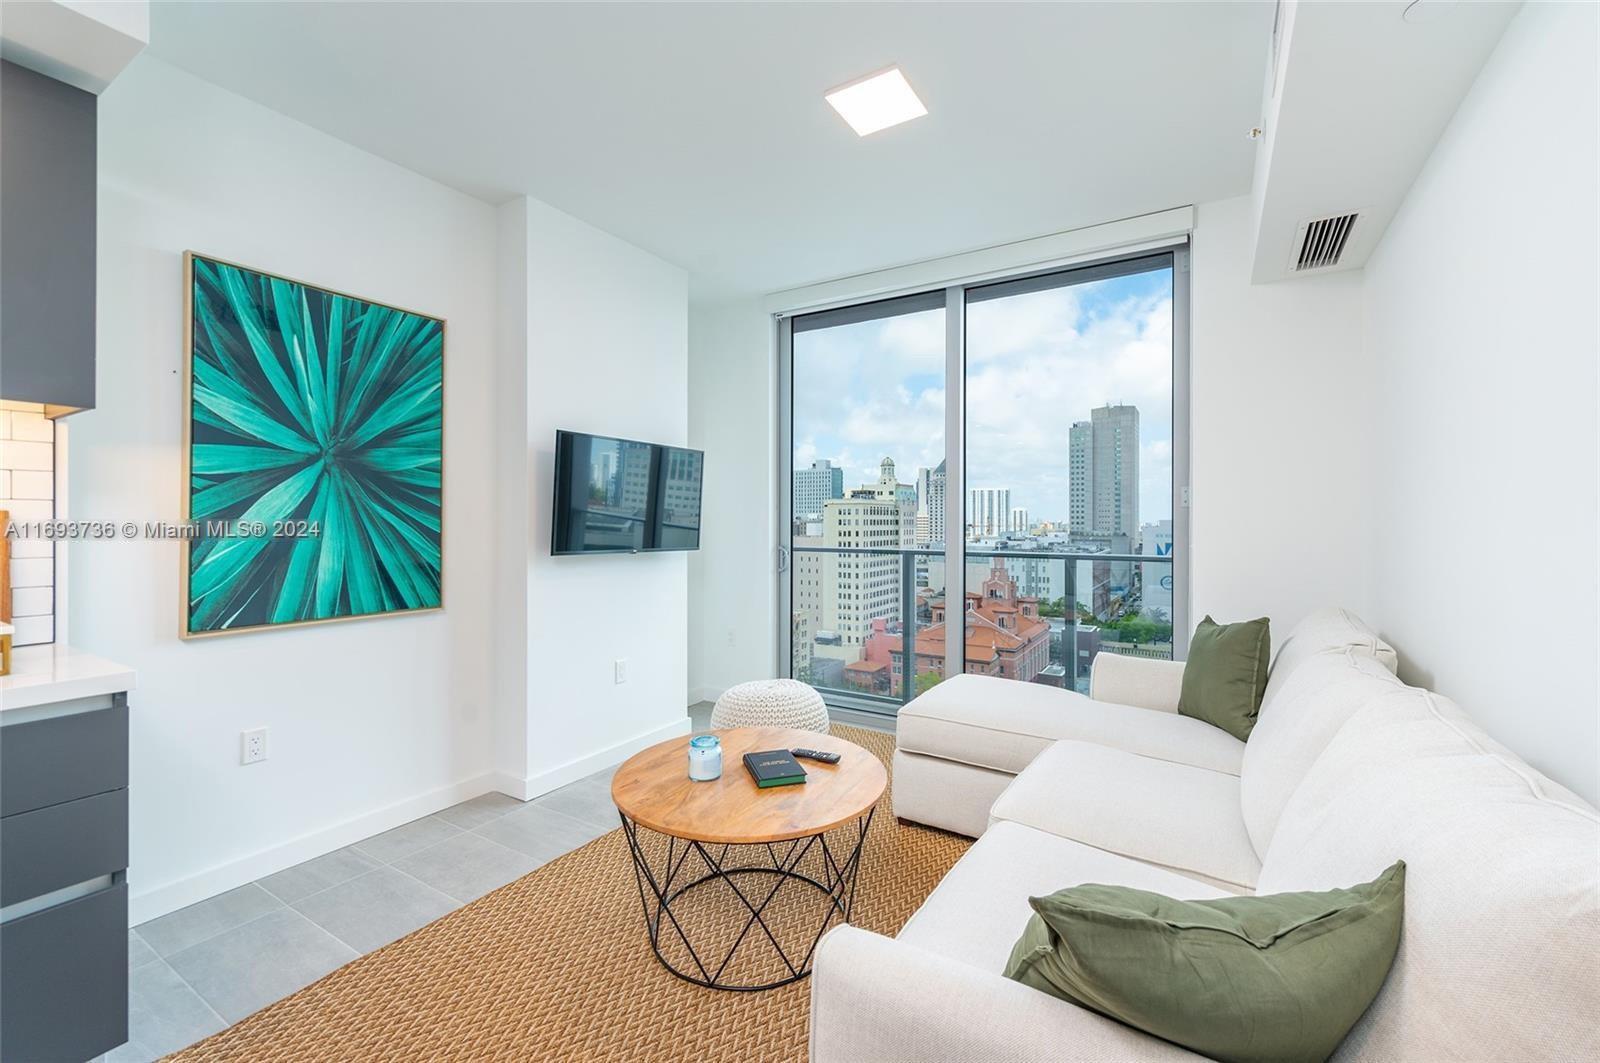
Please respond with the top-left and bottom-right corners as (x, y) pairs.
(810, 609), (1600, 1062)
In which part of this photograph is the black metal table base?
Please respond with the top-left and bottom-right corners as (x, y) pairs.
(619, 808), (875, 991)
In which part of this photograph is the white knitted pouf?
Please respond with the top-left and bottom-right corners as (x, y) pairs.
(711, 679), (830, 734)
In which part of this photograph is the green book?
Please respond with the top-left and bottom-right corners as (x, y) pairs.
(743, 750), (807, 788)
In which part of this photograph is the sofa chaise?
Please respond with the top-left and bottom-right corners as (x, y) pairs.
(810, 608), (1600, 1061)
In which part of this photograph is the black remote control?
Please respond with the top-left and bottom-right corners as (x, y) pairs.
(791, 748), (841, 764)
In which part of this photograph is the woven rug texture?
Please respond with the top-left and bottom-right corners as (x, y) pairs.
(169, 724), (971, 1062)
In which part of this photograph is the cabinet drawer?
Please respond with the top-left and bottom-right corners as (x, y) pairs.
(0, 881), (128, 1062)
(0, 698), (128, 816)
(1, 788), (128, 906)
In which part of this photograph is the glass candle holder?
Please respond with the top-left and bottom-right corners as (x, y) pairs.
(687, 734), (722, 782)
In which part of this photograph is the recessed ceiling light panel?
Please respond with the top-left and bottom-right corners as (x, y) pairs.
(825, 67), (927, 137)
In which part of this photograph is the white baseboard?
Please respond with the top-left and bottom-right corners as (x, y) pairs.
(128, 772), (502, 925)
(128, 717), (695, 926)
(498, 716), (693, 801)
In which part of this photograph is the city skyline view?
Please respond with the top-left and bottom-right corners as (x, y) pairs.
(791, 266), (1174, 528)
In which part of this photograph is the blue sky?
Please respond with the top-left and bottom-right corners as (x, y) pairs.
(793, 267), (1173, 528)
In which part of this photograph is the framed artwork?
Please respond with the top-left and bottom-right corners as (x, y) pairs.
(181, 252), (444, 637)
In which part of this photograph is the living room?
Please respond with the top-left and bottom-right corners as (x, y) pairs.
(0, 1), (1594, 1061)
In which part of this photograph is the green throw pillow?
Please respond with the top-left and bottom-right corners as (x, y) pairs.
(1179, 615), (1271, 740)
(1004, 861), (1405, 1063)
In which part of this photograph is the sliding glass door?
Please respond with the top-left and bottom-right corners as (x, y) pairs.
(779, 246), (1188, 715)
(784, 293), (946, 710)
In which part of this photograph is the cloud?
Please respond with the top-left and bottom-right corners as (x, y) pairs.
(792, 270), (1175, 522)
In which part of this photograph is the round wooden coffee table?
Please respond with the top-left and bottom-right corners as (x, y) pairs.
(611, 726), (887, 991)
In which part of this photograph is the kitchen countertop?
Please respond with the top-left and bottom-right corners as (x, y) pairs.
(0, 643), (137, 713)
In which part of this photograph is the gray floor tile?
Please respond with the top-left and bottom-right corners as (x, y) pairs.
(431, 792), (525, 831)
(128, 929), (160, 970)
(135, 884), (283, 958)
(294, 867), (458, 954)
(690, 701), (714, 731)
(258, 846), (380, 903)
(350, 814), (462, 864)
(473, 802), (611, 864)
(391, 831), (540, 903)
(117, 959), (226, 1059)
(533, 775), (619, 831)
(166, 909), (356, 1023)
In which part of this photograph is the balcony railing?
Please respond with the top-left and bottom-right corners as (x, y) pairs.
(789, 546), (1175, 716)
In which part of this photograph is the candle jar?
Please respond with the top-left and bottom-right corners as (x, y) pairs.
(687, 735), (722, 781)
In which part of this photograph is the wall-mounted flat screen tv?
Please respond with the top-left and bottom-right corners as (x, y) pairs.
(551, 430), (704, 555)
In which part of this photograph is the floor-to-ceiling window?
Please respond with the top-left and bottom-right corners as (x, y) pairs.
(964, 254), (1178, 693)
(780, 247), (1187, 714)
(784, 293), (946, 711)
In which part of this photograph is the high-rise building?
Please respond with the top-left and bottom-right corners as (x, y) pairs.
(915, 460), (946, 545)
(1009, 507), (1030, 535)
(968, 486), (1010, 539)
(816, 458), (915, 655)
(1092, 404), (1139, 537)
(1069, 422), (1092, 534)
(1069, 405), (1139, 537)
(793, 459), (844, 521)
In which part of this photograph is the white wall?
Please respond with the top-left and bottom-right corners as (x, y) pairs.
(1190, 195), (1373, 632)
(496, 198), (691, 794)
(687, 300), (776, 702)
(79, 57), (500, 922)
(1364, 1), (1599, 804)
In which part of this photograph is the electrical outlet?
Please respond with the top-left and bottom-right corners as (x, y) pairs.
(241, 728), (268, 765)
(614, 658), (628, 685)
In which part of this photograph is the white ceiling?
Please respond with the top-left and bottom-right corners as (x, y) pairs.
(146, 1), (1274, 299)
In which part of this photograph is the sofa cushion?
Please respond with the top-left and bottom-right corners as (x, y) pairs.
(897, 820), (1229, 973)
(898, 672), (1246, 777)
(1261, 608), (1397, 712)
(1239, 651), (1404, 854)
(991, 741), (1260, 891)
(1259, 690), (1600, 1062)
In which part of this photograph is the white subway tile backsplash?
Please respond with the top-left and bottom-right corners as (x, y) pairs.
(9, 556), (52, 589)
(2, 498), (51, 522)
(0, 441), (52, 471)
(6, 536), (52, 559)
(7, 616), (53, 645)
(10, 586), (51, 617)
(9, 470), (53, 499)
(8, 412), (53, 443)
(2, 401), (55, 646)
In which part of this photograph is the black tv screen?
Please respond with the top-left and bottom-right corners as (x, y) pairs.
(551, 431), (704, 554)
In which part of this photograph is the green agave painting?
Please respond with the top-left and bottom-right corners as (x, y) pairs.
(183, 253), (443, 636)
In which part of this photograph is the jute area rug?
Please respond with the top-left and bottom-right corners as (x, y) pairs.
(171, 724), (972, 1062)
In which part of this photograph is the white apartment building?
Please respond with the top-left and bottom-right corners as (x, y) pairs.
(816, 458), (914, 657)
(969, 486), (1010, 538)
(1010, 506), (1030, 535)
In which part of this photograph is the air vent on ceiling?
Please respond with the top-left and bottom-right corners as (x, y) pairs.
(1292, 212), (1360, 271)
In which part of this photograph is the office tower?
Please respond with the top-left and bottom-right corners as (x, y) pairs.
(915, 460), (946, 545)
(1069, 405), (1139, 537)
(1009, 507), (1030, 535)
(794, 458), (844, 521)
(1069, 421), (1092, 534)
